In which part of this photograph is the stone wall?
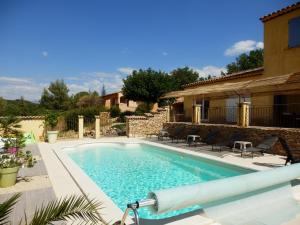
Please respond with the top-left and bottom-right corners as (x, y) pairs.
(163, 122), (300, 156)
(126, 108), (167, 137)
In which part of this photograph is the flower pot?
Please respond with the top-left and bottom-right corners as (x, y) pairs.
(0, 166), (19, 188)
(47, 131), (59, 144)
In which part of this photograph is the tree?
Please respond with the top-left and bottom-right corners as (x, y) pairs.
(18, 96), (29, 116)
(0, 116), (21, 137)
(101, 84), (106, 96)
(76, 94), (101, 108)
(122, 68), (173, 105)
(40, 79), (70, 110)
(170, 67), (199, 90)
(226, 49), (264, 74)
(0, 97), (6, 116)
(0, 193), (106, 225)
(73, 91), (89, 102)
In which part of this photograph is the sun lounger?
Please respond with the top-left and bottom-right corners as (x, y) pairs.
(146, 129), (170, 140)
(203, 131), (243, 152)
(157, 130), (170, 140)
(241, 136), (278, 158)
(279, 137), (300, 165)
(169, 127), (185, 143)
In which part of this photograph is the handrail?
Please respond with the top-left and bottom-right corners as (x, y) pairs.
(116, 199), (156, 225)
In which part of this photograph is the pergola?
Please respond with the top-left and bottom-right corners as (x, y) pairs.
(161, 72), (300, 99)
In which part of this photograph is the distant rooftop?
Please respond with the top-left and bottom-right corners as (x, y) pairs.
(101, 91), (122, 98)
(260, 2), (300, 22)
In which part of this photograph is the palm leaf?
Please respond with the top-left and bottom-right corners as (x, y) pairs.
(0, 193), (21, 225)
(28, 195), (106, 225)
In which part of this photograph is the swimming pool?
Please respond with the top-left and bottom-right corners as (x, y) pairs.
(67, 142), (254, 219)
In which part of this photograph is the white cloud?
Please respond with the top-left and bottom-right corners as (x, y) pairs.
(0, 76), (31, 84)
(117, 67), (136, 74)
(42, 51), (48, 57)
(193, 65), (226, 78)
(256, 42), (264, 49)
(0, 77), (45, 100)
(225, 40), (264, 56)
(0, 67), (133, 101)
(162, 52), (168, 56)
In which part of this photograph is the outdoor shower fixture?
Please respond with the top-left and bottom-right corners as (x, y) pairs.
(117, 163), (300, 225)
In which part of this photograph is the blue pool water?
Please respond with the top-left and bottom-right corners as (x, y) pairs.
(68, 143), (253, 219)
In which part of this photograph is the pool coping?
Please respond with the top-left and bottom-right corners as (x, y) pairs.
(48, 138), (281, 225)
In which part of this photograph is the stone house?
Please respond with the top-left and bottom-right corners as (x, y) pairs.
(102, 91), (139, 112)
(163, 2), (300, 128)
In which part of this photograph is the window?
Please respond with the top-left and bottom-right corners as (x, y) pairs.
(288, 16), (300, 48)
(120, 96), (127, 104)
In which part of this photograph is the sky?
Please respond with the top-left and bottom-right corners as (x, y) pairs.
(0, 0), (297, 101)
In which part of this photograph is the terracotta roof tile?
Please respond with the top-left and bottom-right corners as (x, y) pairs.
(260, 2), (300, 22)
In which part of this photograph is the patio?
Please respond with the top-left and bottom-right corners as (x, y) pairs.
(145, 137), (287, 171)
(0, 144), (57, 224)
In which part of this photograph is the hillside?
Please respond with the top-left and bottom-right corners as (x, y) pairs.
(0, 98), (46, 116)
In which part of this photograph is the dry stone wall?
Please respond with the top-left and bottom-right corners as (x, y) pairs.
(163, 122), (300, 156)
(126, 108), (167, 137)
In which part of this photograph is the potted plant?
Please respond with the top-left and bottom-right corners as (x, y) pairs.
(0, 116), (22, 153)
(45, 113), (59, 143)
(0, 153), (21, 187)
(0, 117), (36, 187)
(4, 133), (26, 154)
(0, 146), (36, 188)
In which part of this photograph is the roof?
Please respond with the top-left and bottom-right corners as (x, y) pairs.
(162, 72), (300, 99)
(260, 2), (300, 22)
(101, 91), (122, 98)
(183, 67), (264, 89)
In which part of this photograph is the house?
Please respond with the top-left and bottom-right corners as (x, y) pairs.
(163, 2), (300, 128)
(101, 91), (138, 112)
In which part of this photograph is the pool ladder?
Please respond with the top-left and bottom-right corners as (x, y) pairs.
(116, 199), (156, 225)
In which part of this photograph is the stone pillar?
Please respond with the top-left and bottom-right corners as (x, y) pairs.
(78, 115), (84, 139)
(238, 102), (250, 127)
(166, 105), (171, 122)
(126, 117), (130, 137)
(95, 115), (100, 139)
(192, 105), (201, 124)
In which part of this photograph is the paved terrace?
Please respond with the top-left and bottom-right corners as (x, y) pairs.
(0, 144), (58, 225)
(145, 137), (287, 170)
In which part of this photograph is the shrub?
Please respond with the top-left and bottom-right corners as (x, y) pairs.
(119, 111), (135, 122)
(45, 112), (58, 130)
(112, 123), (126, 136)
(110, 106), (121, 118)
(62, 106), (107, 131)
(135, 103), (153, 115)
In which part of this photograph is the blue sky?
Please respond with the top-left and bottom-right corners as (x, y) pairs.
(0, 0), (296, 100)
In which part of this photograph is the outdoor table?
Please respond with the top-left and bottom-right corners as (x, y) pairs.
(233, 141), (253, 153)
(158, 130), (169, 140)
(187, 135), (201, 146)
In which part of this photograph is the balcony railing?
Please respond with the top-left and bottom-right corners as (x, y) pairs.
(250, 104), (300, 128)
(170, 104), (300, 128)
(207, 106), (238, 124)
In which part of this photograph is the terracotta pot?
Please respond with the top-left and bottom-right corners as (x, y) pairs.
(0, 166), (19, 188)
